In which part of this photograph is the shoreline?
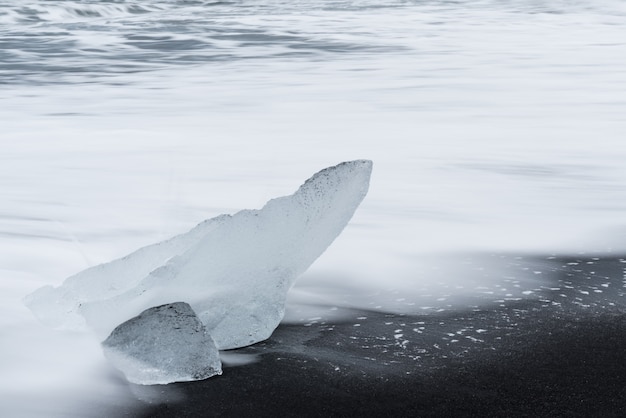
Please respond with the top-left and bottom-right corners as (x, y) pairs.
(132, 254), (626, 417)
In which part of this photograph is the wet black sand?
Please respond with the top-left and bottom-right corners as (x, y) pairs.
(131, 254), (626, 417)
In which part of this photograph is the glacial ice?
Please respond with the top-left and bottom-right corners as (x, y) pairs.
(25, 160), (372, 350)
(102, 302), (221, 385)
(25, 216), (227, 330)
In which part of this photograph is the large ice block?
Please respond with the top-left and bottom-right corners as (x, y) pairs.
(26, 160), (372, 349)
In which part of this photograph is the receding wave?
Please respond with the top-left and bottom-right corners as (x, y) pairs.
(0, 1), (167, 25)
(0, 0), (407, 85)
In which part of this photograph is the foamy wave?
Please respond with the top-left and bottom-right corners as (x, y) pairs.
(0, 1), (165, 25)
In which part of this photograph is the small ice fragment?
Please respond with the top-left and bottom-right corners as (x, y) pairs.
(102, 302), (221, 385)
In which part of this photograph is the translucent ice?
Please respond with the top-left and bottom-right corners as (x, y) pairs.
(25, 217), (228, 330)
(25, 160), (372, 349)
(102, 302), (221, 385)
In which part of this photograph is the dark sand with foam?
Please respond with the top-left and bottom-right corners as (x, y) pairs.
(120, 254), (626, 417)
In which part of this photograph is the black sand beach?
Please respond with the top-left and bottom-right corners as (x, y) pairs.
(128, 254), (626, 417)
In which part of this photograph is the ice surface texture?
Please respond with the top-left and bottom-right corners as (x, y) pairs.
(102, 302), (221, 385)
(25, 217), (225, 331)
(25, 160), (372, 349)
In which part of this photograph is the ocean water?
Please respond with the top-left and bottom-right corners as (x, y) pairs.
(2, 0), (626, 416)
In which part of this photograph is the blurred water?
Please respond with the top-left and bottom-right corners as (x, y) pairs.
(2, 0), (626, 416)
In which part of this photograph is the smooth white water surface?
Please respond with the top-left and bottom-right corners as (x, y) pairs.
(2, 0), (626, 416)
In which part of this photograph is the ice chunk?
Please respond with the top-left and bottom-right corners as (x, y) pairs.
(25, 160), (372, 349)
(25, 216), (228, 330)
(102, 302), (221, 385)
